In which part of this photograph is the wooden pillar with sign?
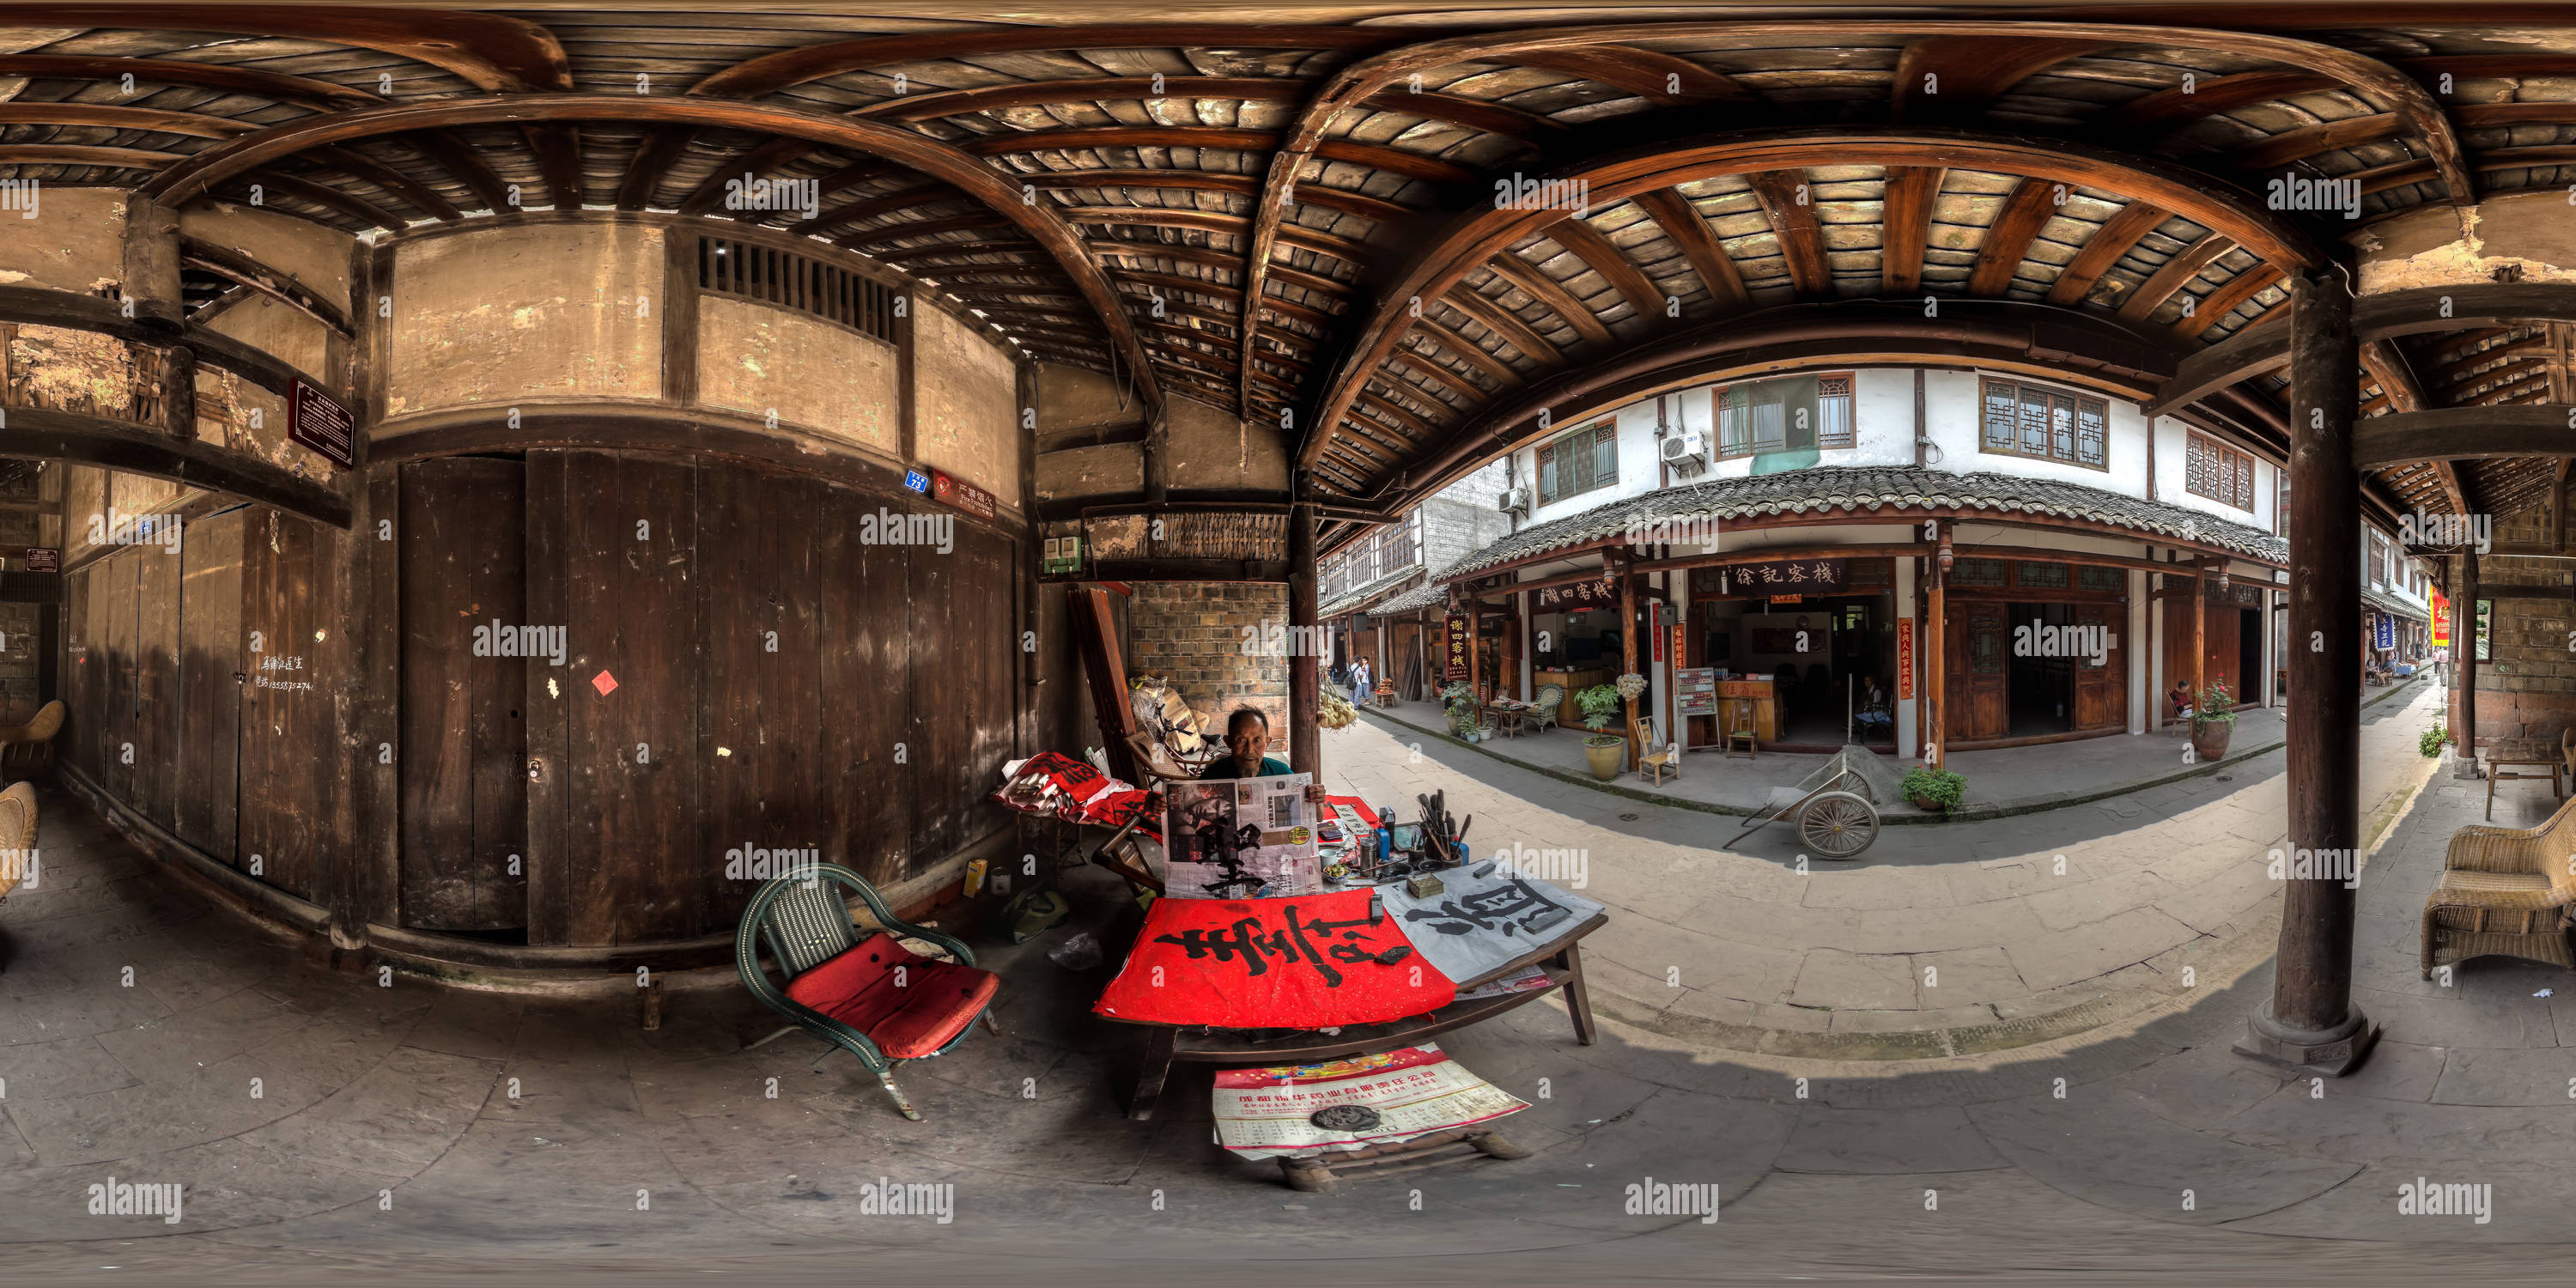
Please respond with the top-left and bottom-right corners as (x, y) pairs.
(2195, 551), (2215, 737)
(2456, 550), (2479, 776)
(1467, 590), (1485, 707)
(1618, 551), (1639, 771)
(1925, 528), (1947, 769)
(2239, 268), (2374, 1076)
(1288, 500), (1320, 775)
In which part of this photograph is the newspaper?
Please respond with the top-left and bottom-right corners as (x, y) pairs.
(1212, 1043), (1528, 1160)
(1163, 773), (1321, 899)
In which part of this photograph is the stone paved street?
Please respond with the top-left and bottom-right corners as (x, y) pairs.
(13, 674), (2576, 1281)
(1316, 680), (2445, 1058)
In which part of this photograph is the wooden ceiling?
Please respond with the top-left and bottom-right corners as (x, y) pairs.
(5, 9), (2575, 519)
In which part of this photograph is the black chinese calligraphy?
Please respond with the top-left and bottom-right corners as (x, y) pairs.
(1401, 878), (1576, 939)
(1151, 903), (1395, 988)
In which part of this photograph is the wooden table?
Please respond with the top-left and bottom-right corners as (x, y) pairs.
(1118, 910), (1607, 1121)
(1485, 700), (1532, 738)
(2482, 737), (2565, 820)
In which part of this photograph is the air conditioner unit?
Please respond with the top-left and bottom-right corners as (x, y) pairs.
(1498, 486), (1530, 514)
(1661, 430), (1708, 474)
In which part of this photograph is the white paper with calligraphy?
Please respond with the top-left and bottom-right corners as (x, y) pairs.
(1211, 1043), (1528, 1160)
(1379, 860), (1604, 984)
(1164, 774), (1322, 899)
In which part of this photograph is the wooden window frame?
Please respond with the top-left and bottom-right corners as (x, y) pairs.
(2184, 430), (2257, 512)
(1978, 377), (2110, 472)
(1714, 371), (1856, 460)
(1535, 420), (1619, 506)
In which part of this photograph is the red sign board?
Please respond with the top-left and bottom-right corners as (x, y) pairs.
(1669, 623), (1685, 667)
(287, 378), (354, 470)
(2430, 590), (2451, 648)
(930, 469), (996, 521)
(21, 547), (57, 573)
(1896, 618), (1916, 702)
(1649, 601), (1664, 663)
(1444, 612), (1469, 681)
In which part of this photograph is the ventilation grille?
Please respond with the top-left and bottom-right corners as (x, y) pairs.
(698, 238), (898, 343)
(0, 571), (60, 603)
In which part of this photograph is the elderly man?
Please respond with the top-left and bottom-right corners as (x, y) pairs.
(1198, 706), (1330, 805)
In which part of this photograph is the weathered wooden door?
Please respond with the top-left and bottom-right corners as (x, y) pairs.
(2202, 602), (2241, 708)
(1945, 601), (2008, 740)
(2073, 602), (2125, 731)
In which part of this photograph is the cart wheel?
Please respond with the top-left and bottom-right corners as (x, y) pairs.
(1798, 790), (1878, 859)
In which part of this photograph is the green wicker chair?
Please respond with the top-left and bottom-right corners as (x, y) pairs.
(2420, 796), (2576, 979)
(1527, 683), (1564, 734)
(735, 862), (999, 1121)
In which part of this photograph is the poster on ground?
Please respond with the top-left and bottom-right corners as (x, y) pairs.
(1093, 888), (1458, 1028)
(1163, 773), (1321, 899)
(1212, 1043), (1528, 1159)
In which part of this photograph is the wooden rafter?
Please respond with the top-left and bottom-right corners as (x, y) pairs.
(1745, 170), (1832, 298)
(1880, 167), (1941, 294)
(1632, 188), (1748, 314)
(1892, 37), (2112, 121)
(1966, 178), (2058, 296)
(2045, 201), (2163, 307)
(2172, 264), (2283, 340)
(1484, 255), (1613, 347)
(1547, 216), (1665, 322)
(2117, 234), (2234, 322)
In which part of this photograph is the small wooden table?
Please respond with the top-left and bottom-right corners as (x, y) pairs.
(1118, 910), (1607, 1121)
(2482, 737), (2566, 820)
(1485, 700), (1531, 738)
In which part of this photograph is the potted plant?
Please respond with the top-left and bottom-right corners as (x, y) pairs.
(1577, 683), (1626, 779)
(1439, 681), (1480, 742)
(1902, 766), (1966, 812)
(2420, 724), (2454, 759)
(2190, 679), (2238, 762)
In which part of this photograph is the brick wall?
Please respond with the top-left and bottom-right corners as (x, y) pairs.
(2456, 544), (2576, 749)
(1127, 583), (1292, 750)
(1424, 459), (1512, 573)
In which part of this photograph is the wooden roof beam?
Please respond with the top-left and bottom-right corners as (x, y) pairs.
(1745, 170), (1832, 299)
(1880, 167), (1941, 295)
(1633, 187), (1748, 315)
(1548, 216), (1666, 322)
(1966, 178), (2059, 296)
(2045, 201), (2163, 307)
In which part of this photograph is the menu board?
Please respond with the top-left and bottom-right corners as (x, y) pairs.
(1674, 666), (1716, 717)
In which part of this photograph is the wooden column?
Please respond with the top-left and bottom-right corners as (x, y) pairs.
(1516, 588), (1532, 701)
(2192, 554), (2208, 726)
(2241, 268), (2374, 1074)
(1925, 528), (1947, 769)
(1619, 551), (1640, 770)
(2456, 550), (2479, 776)
(1288, 499), (1320, 775)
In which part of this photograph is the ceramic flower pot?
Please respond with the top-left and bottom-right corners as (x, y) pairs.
(1584, 740), (1624, 780)
(2191, 722), (2232, 762)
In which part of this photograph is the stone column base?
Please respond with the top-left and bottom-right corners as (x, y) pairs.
(2234, 1002), (2378, 1076)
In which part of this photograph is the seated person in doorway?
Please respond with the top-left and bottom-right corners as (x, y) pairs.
(2168, 677), (2194, 723)
(1856, 675), (1893, 734)
(1199, 706), (1331, 805)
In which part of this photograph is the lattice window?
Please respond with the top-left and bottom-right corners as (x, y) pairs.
(1950, 558), (2008, 587)
(700, 237), (898, 343)
(1979, 378), (2109, 471)
(2079, 565), (2126, 593)
(1817, 374), (1856, 448)
(2016, 561), (2069, 590)
(2184, 431), (2257, 511)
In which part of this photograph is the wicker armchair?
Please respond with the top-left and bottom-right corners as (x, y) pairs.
(2420, 797), (2576, 979)
(0, 701), (62, 782)
(735, 863), (999, 1121)
(1527, 683), (1564, 733)
(0, 781), (34, 903)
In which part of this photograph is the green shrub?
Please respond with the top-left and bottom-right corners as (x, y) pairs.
(1576, 683), (1625, 747)
(2419, 725), (2454, 758)
(2192, 679), (2238, 729)
(1901, 766), (1967, 811)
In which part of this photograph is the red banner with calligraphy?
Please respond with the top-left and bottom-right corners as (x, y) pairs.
(1897, 618), (1916, 701)
(1094, 890), (1458, 1028)
(2430, 590), (2451, 648)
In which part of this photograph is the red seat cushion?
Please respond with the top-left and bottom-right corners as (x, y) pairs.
(783, 933), (999, 1059)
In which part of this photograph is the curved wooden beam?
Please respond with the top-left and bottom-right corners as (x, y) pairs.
(1353, 300), (2185, 505)
(0, 406), (350, 528)
(0, 53), (377, 109)
(137, 94), (1163, 414)
(1879, 167), (1941, 295)
(2116, 234), (2233, 323)
(2173, 265), (2283, 341)
(1746, 170), (1832, 297)
(1483, 255), (1612, 346)
(1967, 179), (2059, 295)
(1893, 37), (2112, 122)
(1302, 125), (2319, 469)
(689, 26), (1413, 100)
(0, 8), (574, 93)
(2154, 283), (2576, 415)
(1546, 216), (1664, 321)
(2045, 201), (2163, 307)
(2355, 405), (2576, 470)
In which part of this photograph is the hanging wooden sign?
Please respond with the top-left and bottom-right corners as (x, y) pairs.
(1897, 618), (1916, 701)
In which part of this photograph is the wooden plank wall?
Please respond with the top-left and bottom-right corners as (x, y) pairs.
(399, 458), (528, 930)
(62, 451), (1024, 951)
(176, 511), (244, 863)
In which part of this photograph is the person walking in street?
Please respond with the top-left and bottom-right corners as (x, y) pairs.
(1350, 655), (1373, 705)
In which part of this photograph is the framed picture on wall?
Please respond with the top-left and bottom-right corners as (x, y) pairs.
(2476, 598), (2491, 662)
